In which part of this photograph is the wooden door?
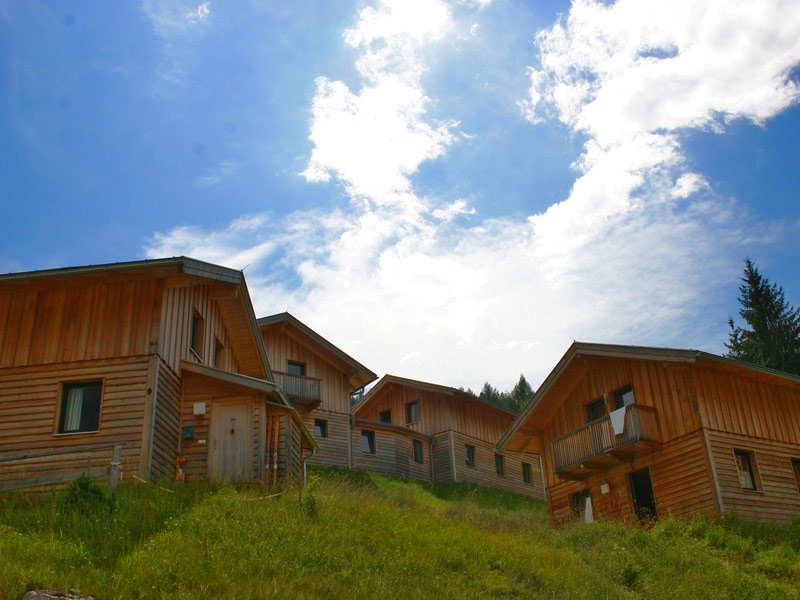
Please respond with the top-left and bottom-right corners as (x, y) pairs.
(209, 400), (251, 482)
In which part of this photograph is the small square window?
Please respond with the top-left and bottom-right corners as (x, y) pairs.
(287, 361), (306, 376)
(58, 381), (103, 434)
(613, 385), (635, 410)
(413, 439), (424, 464)
(522, 462), (532, 484)
(465, 444), (476, 467)
(361, 430), (376, 454)
(405, 401), (419, 424)
(314, 419), (328, 438)
(379, 410), (392, 424)
(495, 454), (505, 476)
(734, 449), (758, 491)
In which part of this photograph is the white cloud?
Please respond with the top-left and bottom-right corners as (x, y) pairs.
(145, 0), (800, 391)
(142, 0), (211, 34)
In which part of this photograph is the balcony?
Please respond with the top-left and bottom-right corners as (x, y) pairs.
(551, 404), (660, 480)
(273, 371), (322, 409)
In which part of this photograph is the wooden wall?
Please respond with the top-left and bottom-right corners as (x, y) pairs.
(0, 278), (162, 369)
(447, 431), (544, 499)
(260, 328), (352, 414)
(541, 357), (701, 490)
(300, 408), (350, 469)
(159, 284), (237, 376)
(548, 431), (718, 526)
(149, 358), (182, 481)
(432, 431), (453, 482)
(357, 384), (514, 443)
(350, 425), (432, 482)
(0, 356), (153, 481)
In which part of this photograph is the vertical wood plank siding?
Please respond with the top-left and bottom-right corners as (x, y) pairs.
(0, 356), (151, 479)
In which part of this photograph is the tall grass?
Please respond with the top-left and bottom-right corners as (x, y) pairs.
(1, 469), (799, 599)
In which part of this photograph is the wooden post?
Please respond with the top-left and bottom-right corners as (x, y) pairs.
(108, 444), (123, 494)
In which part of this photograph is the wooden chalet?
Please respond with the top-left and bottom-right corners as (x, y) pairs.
(0, 257), (314, 491)
(257, 312), (377, 469)
(352, 375), (544, 498)
(497, 342), (800, 525)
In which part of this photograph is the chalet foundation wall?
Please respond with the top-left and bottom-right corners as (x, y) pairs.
(548, 430), (718, 526)
(432, 431), (453, 482)
(0, 355), (152, 487)
(448, 431), (544, 499)
(706, 429), (800, 523)
(301, 409), (350, 469)
(350, 426), (432, 482)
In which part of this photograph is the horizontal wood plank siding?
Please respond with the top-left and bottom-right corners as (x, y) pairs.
(432, 431), (453, 482)
(449, 431), (544, 499)
(150, 358), (182, 482)
(301, 408), (350, 469)
(0, 356), (151, 482)
(706, 429), (800, 523)
(351, 427), (432, 482)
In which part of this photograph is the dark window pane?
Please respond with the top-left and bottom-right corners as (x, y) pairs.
(361, 430), (375, 454)
(522, 462), (532, 483)
(287, 361), (306, 376)
(735, 450), (757, 490)
(59, 381), (102, 433)
(413, 439), (424, 464)
(406, 402), (419, 424)
(465, 444), (475, 467)
(379, 410), (392, 424)
(571, 488), (590, 517)
(495, 454), (505, 476)
(613, 385), (635, 410)
(314, 419), (328, 438)
(586, 397), (606, 422)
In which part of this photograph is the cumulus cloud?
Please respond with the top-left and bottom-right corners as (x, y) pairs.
(146, 0), (800, 390)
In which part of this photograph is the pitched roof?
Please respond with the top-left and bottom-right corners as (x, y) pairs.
(352, 373), (515, 417)
(0, 256), (273, 380)
(495, 341), (800, 453)
(257, 312), (377, 390)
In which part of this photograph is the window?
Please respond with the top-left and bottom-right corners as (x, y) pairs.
(314, 419), (328, 438)
(734, 450), (758, 491)
(495, 453), (505, 476)
(405, 401), (419, 424)
(413, 439), (424, 464)
(287, 361), (306, 376)
(213, 339), (224, 368)
(361, 430), (376, 454)
(571, 489), (591, 519)
(379, 410), (392, 424)
(613, 385), (635, 410)
(465, 444), (476, 467)
(58, 381), (102, 434)
(586, 397), (606, 422)
(522, 462), (532, 484)
(190, 311), (205, 360)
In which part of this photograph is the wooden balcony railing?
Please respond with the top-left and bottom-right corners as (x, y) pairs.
(273, 371), (322, 408)
(551, 404), (660, 478)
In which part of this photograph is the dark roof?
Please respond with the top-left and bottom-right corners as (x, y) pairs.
(257, 311), (377, 388)
(495, 341), (800, 452)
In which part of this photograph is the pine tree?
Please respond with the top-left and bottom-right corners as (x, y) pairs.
(509, 374), (534, 412)
(725, 259), (800, 376)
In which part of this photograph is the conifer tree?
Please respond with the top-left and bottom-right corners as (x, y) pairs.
(725, 259), (800, 376)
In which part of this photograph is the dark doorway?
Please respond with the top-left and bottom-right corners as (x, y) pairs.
(629, 468), (657, 520)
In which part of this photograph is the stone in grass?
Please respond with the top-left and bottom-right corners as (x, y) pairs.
(23, 590), (96, 600)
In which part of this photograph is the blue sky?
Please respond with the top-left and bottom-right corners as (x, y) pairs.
(2, 0), (799, 390)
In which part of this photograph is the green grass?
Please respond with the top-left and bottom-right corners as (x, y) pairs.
(0, 469), (799, 599)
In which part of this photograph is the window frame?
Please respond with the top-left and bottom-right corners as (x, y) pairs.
(734, 449), (760, 492)
(379, 410), (392, 424)
(56, 380), (104, 435)
(495, 453), (505, 477)
(314, 419), (328, 438)
(286, 361), (306, 376)
(570, 488), (591, 518)
(522, 461), (532, 484)
(412, 439), (424, 464)
(361, 430), (376, 455)
(586, 396), (606, 422)
(465, 444), (476, 468)
(612, 385), (635, 410)
(405, 401), (420, 424)
(190, 310), (205, 361)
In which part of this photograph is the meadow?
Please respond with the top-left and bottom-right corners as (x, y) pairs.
(1, 468), (799, 599)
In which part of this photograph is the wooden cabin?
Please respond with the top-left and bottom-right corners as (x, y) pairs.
(496, 342), (800, 525)
(352, 375), (544, 498)
(257, 312), (376, 469)
(0, 257), (314, 491)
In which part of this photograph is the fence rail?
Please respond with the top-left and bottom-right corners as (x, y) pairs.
(274, 371), (322, 403)
(551, 405), (659, 473)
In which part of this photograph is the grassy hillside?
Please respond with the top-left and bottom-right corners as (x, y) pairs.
(1, 468), (800, 599)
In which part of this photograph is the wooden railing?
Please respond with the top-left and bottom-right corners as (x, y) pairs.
(273, 371), (322, 403)
(551, 405), (659, 473)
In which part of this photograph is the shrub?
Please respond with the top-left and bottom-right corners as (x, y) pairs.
(60, 474), (111, 514)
